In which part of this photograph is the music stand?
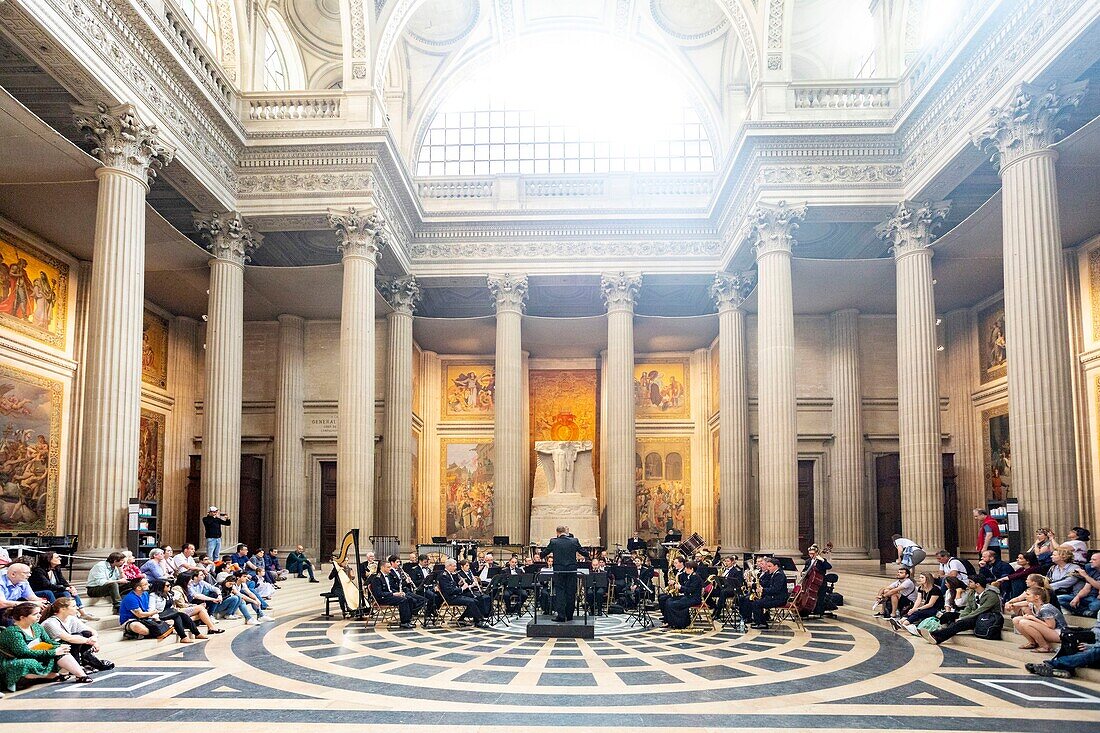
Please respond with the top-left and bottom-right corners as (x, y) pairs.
(431, 536), (446, 544)
(627, 568), (654, 628)
(493, 535), (509, 547)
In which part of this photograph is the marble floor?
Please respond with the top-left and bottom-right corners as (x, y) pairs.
(4, 578), (1100, 732)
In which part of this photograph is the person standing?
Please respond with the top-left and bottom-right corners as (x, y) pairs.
(892, 534), (926, 569)
(974, 508), (1003, 558)
(544, 525), (589, 622)
(202, 507), (231, 561)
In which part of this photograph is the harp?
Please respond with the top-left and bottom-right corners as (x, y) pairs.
(333, 528), (365, 614)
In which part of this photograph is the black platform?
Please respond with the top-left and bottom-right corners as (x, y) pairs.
(526, 618), (595, 638)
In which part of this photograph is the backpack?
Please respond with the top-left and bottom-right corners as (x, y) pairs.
(959, 558), (978, 578)
(973, 611), (1004, 640)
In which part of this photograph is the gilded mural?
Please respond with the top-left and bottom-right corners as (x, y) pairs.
(412, 346), (422, 417)
(978, 301), (1007, 384)
(1089, 248), (1100, 342)
(442, 363), (495, 420)
(982, 405), (1011, 503)
(0, 363), (62, 533)
(142, 310), (169, 389)
(530, 369), (599, 501)
(411, 430), (420, 542)
(0, 230), (68, 349)
(634, 360), (689, 419)
(442, 439), (495, 540)
(137, 409), (165, 502)
(635, 437), (691, 539)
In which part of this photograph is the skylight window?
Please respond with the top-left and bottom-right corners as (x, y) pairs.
(176, 0), (218, 53)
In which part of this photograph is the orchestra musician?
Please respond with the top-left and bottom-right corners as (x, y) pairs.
(799, 543), (834, 617)
(358, 551), (378, 585)
(715, 555), (744, 610)
(457, 559), (493, 617)
(544, 525), (589, 622)
(658, 556), (687, 620)
(478, 552), (499, 585)
(407, 554), (441, 621)
(499, 556), (527, 615)
(371, 556), (425, 629)
(437, 558), (488, 627)
(739, 556), (789, 629)
(661, 561), (703, 629)
(627, 531), (647, 554)
(586, 557), (609, 616)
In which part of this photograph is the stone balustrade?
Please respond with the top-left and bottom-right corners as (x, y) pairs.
(243, 94), (343, 120)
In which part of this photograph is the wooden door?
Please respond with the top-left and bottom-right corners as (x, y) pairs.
(942, 453), (958, 556)
(320, 461), (338, 562)
(797, 460), (815, 557)
(238, 456), (264, 551)
(185, 455), (202, 548)
(875, 454), (902, 563)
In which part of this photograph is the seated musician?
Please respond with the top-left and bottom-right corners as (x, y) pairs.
(371, 556), (423, 629)
(611, 558), (637, 610)
(524, 551), (545, 574)
(662, 561), (703, 629)
(627, 531), (647, 554)
(328, 555), (356, 615)
(658, 557), (688, 620)
(437, 559), (488, 627)
(457, 560), (493, 618)
(478, 553), (499, 584)
(408, 555), (441, 620)
(536, 555), (556, 614)
(800, 544), (833, 616)
(502, 556), (528, 615)
(715, 555), (744, 610)
(739, 556), (789, 629)
(358, 551), (378, 585)
(586, 558), (609, 616)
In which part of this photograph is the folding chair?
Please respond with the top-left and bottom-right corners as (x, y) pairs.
(366, 587), (400, 629)
(680, 582), (716, 633)
(770, 592), (806, 632)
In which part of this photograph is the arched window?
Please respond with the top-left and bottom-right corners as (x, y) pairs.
(176, 0), (218, 53)
(260, 9), (304, 91)
(645, 453), (664, 480)
(666, 453), (683, 481)
(415, 33), (716, 177)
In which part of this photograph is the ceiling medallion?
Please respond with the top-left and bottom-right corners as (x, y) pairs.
(649, 0), (728, 42)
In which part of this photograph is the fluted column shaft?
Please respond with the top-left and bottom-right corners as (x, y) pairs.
(830, 309), (868, 557)
(602, 273), (641, 547)
(379, 278), (417, 547)
(164, 316), (199, 546)
(272, 314), (305, 551)
(489, 274), (527, 544)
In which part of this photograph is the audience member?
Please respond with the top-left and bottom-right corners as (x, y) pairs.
(171, 544), (200, 576)
(1028, 613), (1100, 678)
(892, 571), (942, 635)
(977, 550), (1013, 587)
(1062, 552), (1100, 616)
(935, 550), (970, 584)
(39, 597), (113, 671)
(120, 551), (145, 583)
(118, 578), (172, 641)
(286, 545), (318, 582)
(1059, 527), (1091, 564)
(991, 552), (1037, 601)
(0, 602), (91, 691)
(140, 548), (175, 583)
(147, 579), (205, 643)
(1004, 574), (1053, 617)
(85, 553), (128, 614)
(1047, 548), (1084, 597)
(892, 534), (925, 569)
(265, 549), (289, 584)
(202, 506), (231, 560)
(974, 508), (1003, 557)
(0, 546), (10, 568)
(1030, 528), (1055, 565)
(874, 567), (917, 618)
(1012, 587), (1067, 653)
(0, 563), (46, 621)
(919, 576), (1002, 645)
(30, 552), (97, 620)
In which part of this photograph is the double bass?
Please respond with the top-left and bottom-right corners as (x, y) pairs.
(795, 542), (833, 615)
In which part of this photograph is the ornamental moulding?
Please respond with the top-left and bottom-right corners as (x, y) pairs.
(409, 240), (723, 260)
(237, 173), (377, 195)
(758, 164), (904, 185)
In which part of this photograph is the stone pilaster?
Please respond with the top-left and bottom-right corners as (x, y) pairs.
(829, 309), (868, 557)
(72, 102), (173, 553)
(973, 80), (1088, 537)
(164, 316), (199, 546)
(488, 274), (528, 545)
(710, 272), (754, 553)
(749, 202), (804, 555)
(378, 276), (420, 548)
(878, 200), (950, 552)
(194, 212), (261, 548)
(271, 314), (305, 551)
(601, 272), (642, 548)
(943, 308), (980, 551)
(328, 208), (385, 541)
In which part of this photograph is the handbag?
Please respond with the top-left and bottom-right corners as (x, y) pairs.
(917, 617), (941, 631)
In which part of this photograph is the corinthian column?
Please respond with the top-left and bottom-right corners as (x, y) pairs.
(830, 309), (868, 557)
(72, 102), (173, 553)
(271, 314), (305, 551)
(194, 212), (261, 548)
(750, 202), (804, 556)
(488, 274), (528, 544)
(328, 208), (385, 540)
(378, 276), (420, 547)
(710, 272), (754, 553)
(878, 200), (949, 552)
(601, 272), (642, 547)
(973, 81), (1088, 536)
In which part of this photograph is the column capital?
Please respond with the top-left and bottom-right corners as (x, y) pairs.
(194, 211), (263, 265)
(746, 201), (806, 259)
(487, 273), (528, 314)
(972, 80), (1089, 172)
(328, 207), (387, 261)
(600, 272), (642, 312)
(380, 274), (421, 315)
(710, 272), (756, 313)
(876, 200), (951, 259)
(73, 102), (175, 184)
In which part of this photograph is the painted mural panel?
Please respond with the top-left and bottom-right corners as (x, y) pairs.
(978, 301), (1007, 384)
(0, 230), (69, 349)
(712, 430), (720, 524)
(635, 437), (691, 539)
(0, 363), (61, 533)
(634, 360), (689, 419)
(982, 405), (1011, 502)
(709, 346), (719, 415)
(442, 439), (494, 540)
(442, 363), (495, 420)
(138, 409), (165, 502)
(530, 369), (600, 503)
(142, 310), (169, 389)
(412, 345), (422, 417)
(411, 430), (420, 542)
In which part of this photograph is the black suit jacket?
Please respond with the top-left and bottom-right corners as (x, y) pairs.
(544, 535), (587, 571)
(761, 569), (789, 604)
(437, 571), (464, 603)
(410, 565), (435, 588)
(679, 573), (703, 605)
(370, 572), (401, 604)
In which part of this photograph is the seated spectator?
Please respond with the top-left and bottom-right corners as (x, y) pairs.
(1004, 573), (1053, 616)
(991, 552), (1038, 601)
(892, 571), (942, 635)
(30, 552), (97, 621)
(187, 570), (245, 624)
(118, 578), (172, 641)
(195, 553), (219, 577)
(1059, 551), (1100, 616)
(147, 579), (205, 643)
(229, 544), (256, 577)
(39, 597), (113, 671)
(1030, 528), (1056, 565)
(1047, 548), (1084, 598)
(169, 578), (224, 634)
(140, 548), (175, 583)
(218, 576), (261, 625)
(0, 563), (46, 622)
(120, 551), (145, 584)
(941, 575), (968, 615)
(977, 550), (1013, 586)
(265, 549), (289, 585)
(171, 544), (200, 576)
(237, 570), (272, 613)
(1059, 527), (1091, 564)
(1027, 612), (1100, 678)
(0, 603), (93, 691)
(919, 576), (1002, 645)
(1012, 586), (1067, 653)
(248, 548), (279, 588)
(85, 553), (128, 614)
(286, 545), (318, 582)
(935, 550), (970, 585)
(874, 568), (917, 618)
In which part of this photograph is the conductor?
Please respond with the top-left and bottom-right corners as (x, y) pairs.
(544, 525), (589, 622)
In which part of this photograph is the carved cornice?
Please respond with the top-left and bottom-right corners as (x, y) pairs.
(758, 163), (903, 185)
(710, 272), (756, 312)
(410, 240), (721, 261)
(876, 200), (951, 260)
(972, 80), (1089, 171)
(328, 207), (387, 260)
(487, 274), (529, 314)
(73, 102), (175, 183)
(379, 274), (420, 315)
(600, 272), (642, 312)
(193, 211), (262, 264)
(746, 201), (806, 259)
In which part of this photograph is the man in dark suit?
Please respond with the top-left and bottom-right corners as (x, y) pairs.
(371, 556), (416, 628)
(739, 556), (789, 629)
(544, 525), (589, 622)
(408, 554), (441, 620)
(437, 558), (487, 627)
(626, 531), (647, 553)
(663, 561), (703, 629)
(501, 556), (528, 615)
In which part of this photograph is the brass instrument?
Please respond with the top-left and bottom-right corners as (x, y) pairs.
(666, 567), (681, 596)
(745, 568), (763, 601)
